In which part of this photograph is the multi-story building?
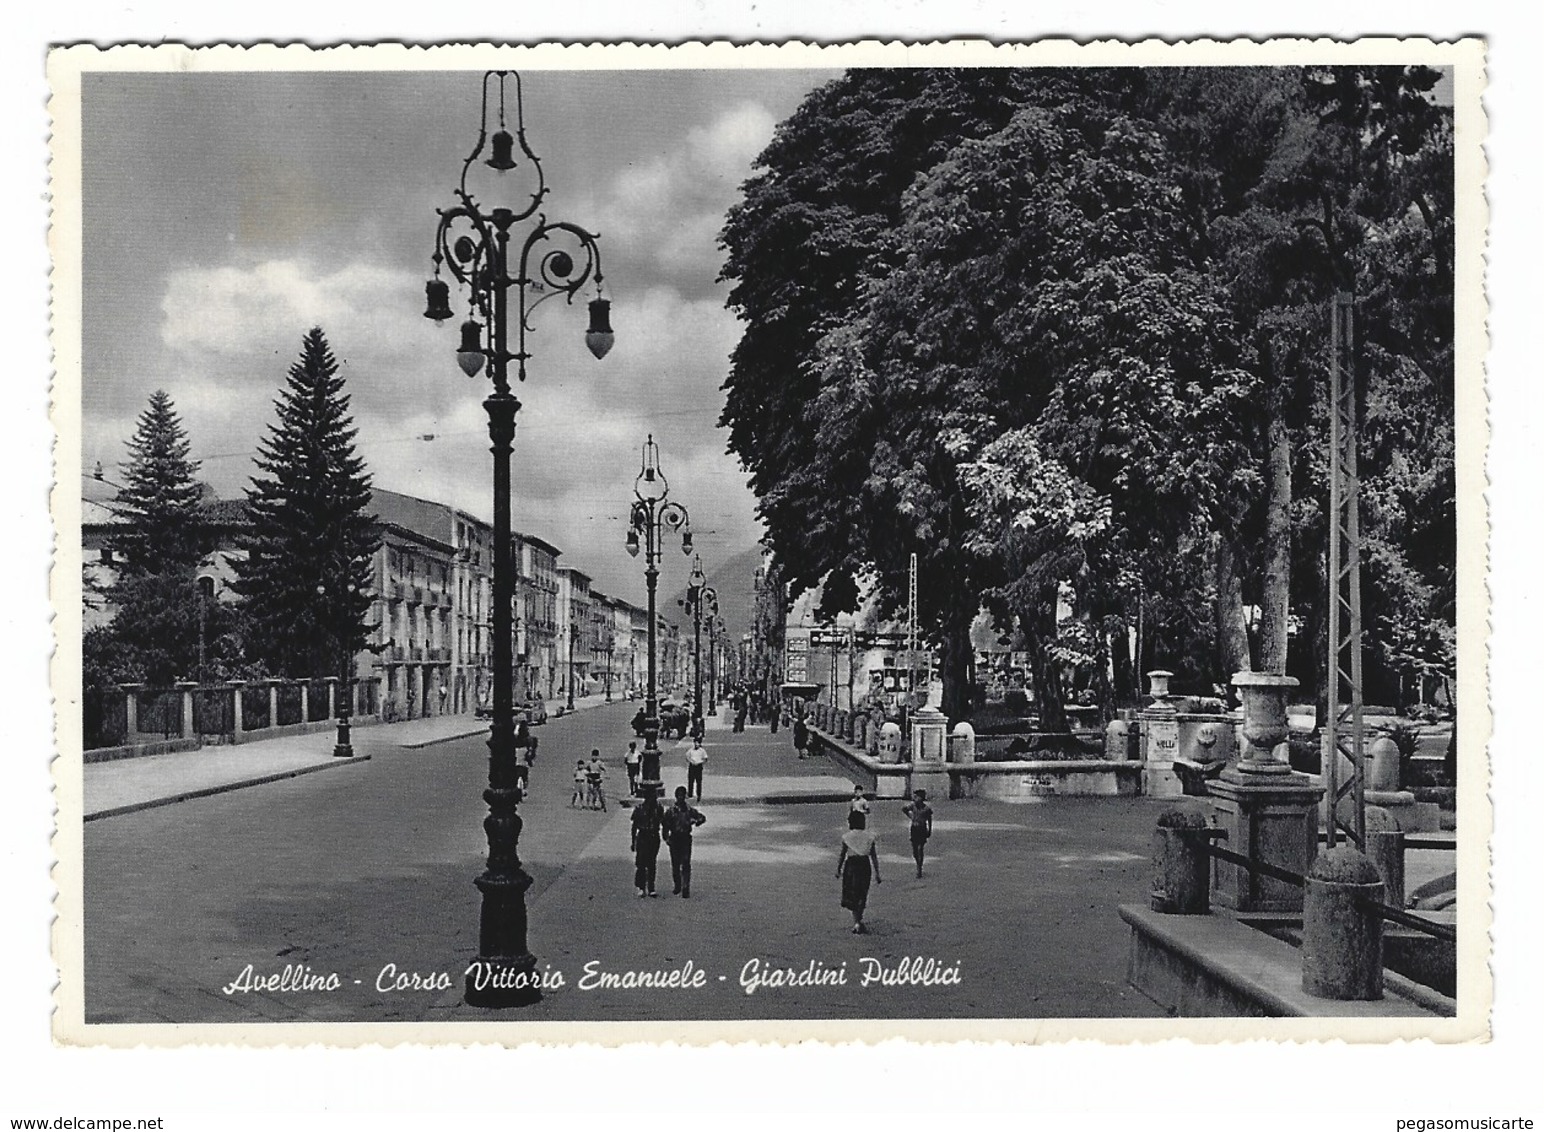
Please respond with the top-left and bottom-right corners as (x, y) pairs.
(449, 509), (493, 715)
(368, 489), (458, 720)
(555, 565), (593, 704)
(628, 602), (651, 699)
(516, 533), (562, 700)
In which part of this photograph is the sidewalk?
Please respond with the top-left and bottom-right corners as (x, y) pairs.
(84, 711), (479, 820)
(81, 692), (644, 821)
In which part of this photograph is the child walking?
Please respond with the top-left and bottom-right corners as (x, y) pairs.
(571, 760), (588, 809)
(902, 789), (934, 878)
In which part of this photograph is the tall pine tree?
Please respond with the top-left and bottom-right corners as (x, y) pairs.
(99, 390), (208, 683)
(109, 389), (204, 576)
(234, 328), (378, 678)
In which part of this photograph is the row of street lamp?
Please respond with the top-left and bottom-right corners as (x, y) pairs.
(419, 70), (708, 1009)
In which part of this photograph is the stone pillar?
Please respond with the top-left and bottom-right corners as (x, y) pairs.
(299, 681), (310, 725)
(1141, 670), (1181, 797)
(1302, 846), (1385, 1001)
(176, 681), (197, 740)
(1208, 672), (1324, 913)
(120, 684), (143, 738)
(230, 681), (245, 738)
(267, 680), (280, 730)
(910, 706), (950, 801)
(1150, 809), (1219, 915)
(325, 676), (339, 719)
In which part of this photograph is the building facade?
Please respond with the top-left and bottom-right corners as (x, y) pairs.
(555, 565), (593, 706)
(515, 533), (562, 701)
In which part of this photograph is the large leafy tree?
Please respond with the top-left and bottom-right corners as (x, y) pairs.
(721, 65), (1455, 721)
(720, 69), (1147, 717)
(1153, 65), (1454, 698)
(719, 69), (1086, 619)
(836, 101), (1259, 720)
(233, 328), (378, 678)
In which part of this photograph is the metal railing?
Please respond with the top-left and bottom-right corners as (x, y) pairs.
(1203, 839), (1454, 943)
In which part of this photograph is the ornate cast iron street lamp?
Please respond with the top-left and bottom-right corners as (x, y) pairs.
(681, 557), (716, 731)
(422, 70), (611, 1009)
(626, 435), (691, 797)
(316, 566), (358, 759)
(567, 619), (579, 711)
(707, 610), (723, 715)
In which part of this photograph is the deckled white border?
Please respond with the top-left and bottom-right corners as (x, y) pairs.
(47, 37), (1490, 1048)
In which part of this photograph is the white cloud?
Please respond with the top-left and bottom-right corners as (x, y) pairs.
(160, 259), (419, 359)
(588, 101), (776, 287)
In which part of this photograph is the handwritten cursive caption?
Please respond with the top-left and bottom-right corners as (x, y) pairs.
(220, 957), (962, 997)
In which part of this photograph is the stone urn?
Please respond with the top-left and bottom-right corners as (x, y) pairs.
(1232, 671), (1298, 774)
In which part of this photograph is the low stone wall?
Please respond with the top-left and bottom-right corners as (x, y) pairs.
(953, 760), (1142, 800)
(83, 737), (203, 764)
(1119, 905), (1448, 1018)
(809, 726), (1141, 800)
(806, 727), (912, 798)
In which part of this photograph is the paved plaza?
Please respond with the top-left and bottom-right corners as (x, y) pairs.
(82, 702), (1172, 1024)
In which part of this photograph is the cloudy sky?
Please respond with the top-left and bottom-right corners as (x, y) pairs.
(81, 64), (837, 606)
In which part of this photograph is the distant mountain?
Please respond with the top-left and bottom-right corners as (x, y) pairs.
(668, 543), (766, 644)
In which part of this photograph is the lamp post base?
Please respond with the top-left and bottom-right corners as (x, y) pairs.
(333, 720), (353, 758)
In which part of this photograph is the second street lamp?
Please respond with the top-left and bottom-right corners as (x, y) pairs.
(422, 70), (611, 1009)
(626, 435), (691, 798)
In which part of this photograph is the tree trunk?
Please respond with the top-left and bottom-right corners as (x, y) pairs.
(1213, 533), (1253, 683)
(1111, 616), (1137, 707)
(1020, 589), (1068, 732)
(1259, 400), (1293, 674)
(939, 608), (973, 721)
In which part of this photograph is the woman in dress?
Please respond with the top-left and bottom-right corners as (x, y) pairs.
(836, 810), (882, 934)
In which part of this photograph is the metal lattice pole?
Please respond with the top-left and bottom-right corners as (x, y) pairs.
(1325, 291), (1367, 850)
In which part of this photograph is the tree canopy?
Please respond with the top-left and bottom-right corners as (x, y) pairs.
(719, 65), (1456, 719)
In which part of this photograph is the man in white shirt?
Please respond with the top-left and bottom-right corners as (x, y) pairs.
(686, 737), (708, 801)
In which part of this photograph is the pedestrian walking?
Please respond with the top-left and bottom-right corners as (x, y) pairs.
(437, 680), (448, 715)
(849, 785), (871, 818)
(624, 741), (641, 796)
(793, 712), (809, 758)
(662, 786), (706, 897)
(836, 810), (881, 933)
(686, 736), (708, 801)
(902, 789), (934, 878)
(630, 791), (664, 898)
(586, 750), (608, 812)
(571, 760), (588, 809)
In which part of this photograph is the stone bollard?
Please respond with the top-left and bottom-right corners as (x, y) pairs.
(1150, 808), (1223, 914)
(1302, 846), (1385, 1001)
(950, 721), (975, 764)
(1364, 806), (1406, 908)
(1105, 719), (1130, 761)
(1369, 735), (1402, 793)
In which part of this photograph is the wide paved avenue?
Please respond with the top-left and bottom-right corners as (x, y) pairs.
(84, 702), (1166, 1023)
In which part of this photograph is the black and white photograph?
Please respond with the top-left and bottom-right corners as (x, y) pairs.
(48, 37), (1490, 1051)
